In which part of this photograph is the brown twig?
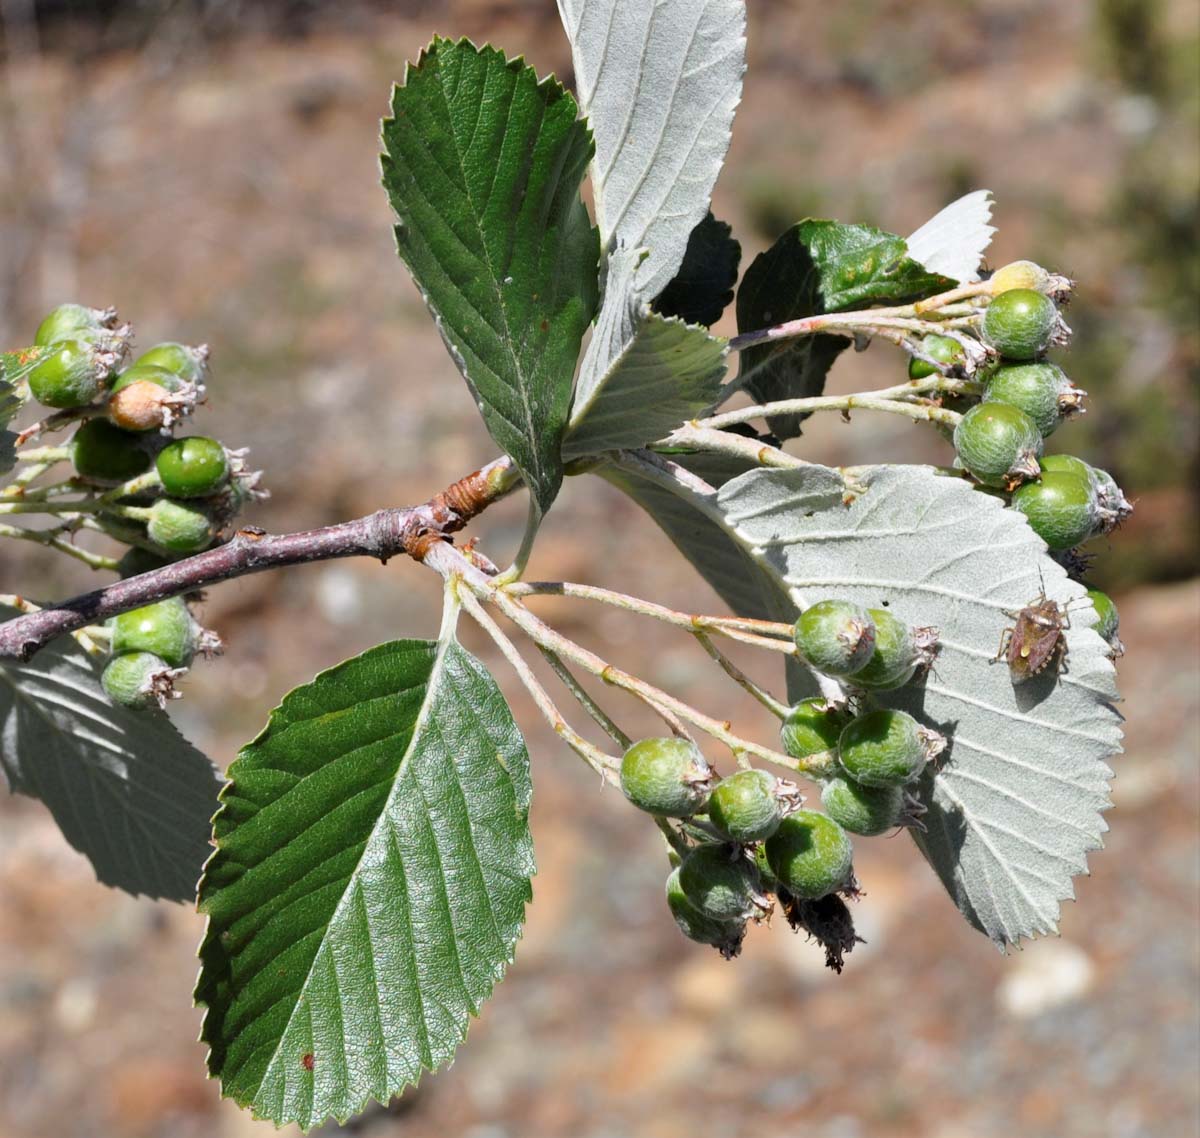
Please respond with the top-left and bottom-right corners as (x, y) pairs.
(0, 455), (520, 661)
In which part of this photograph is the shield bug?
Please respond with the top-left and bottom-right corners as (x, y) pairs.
(994, 587), (1073, 683)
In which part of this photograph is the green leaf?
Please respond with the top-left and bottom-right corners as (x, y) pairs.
(652, 213), (742, 328)
(196, 634), (534, 1130)
(557, 0), (746, 299)
(735, 220), (954, 439)
(564, 314), (727, 458)
(717, 464), (1122, 947)
(0, 607), (221, 901)
(380, 38), (599, 520)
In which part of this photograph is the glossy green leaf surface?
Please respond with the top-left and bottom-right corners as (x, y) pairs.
(381, 37), (598, 520)
(196, 636), (533, 1130)
(735, 220), (954, 438)
(0, 606), (221, 900)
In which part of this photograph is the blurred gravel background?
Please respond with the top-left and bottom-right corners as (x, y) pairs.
(0, 2), (1197, 1136)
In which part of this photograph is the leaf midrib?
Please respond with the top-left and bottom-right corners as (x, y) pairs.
(249, 634), (455, 1100)
(431, 46), (552, 492)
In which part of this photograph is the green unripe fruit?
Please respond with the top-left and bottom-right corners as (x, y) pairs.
(851, 608), (925, 691)
(1010, 472), (1098, 551)
(27, 340), (111, 408)
(821, 776), (905, 837)
(983, 288), (1060, 359)
(677, 844), (764, 922)
(133, 342), (209, 383)
(953, 402), (1043, 487)
(908, 334), (965, 379)
(109, 597), (195, 668)
(146, 498), (217, 553)
(838, 709), (931, 788)
(983, 362), (1085, 437)
(1039, 453), (1095, 484)
(1086, 588), (1123, 653)
(116, 547), (174, 578)
(620, 737), (713, 818)
(780, 698), (851, 759)
(764, 810), (854, 900)
(101, 651), (172, 710)
(665, 868), (745, 956)
(70, 419), (151, 483)
(156, 436), (230, 498)
(34, 303), (114, 347)
(708, 769), (788, 844)
(793, 600), (877, 677)
(988, 260), (1052, 295)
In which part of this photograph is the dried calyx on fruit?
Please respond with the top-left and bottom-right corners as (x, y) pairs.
(101, 651), (185, 710)
(34, 303), (131, 351)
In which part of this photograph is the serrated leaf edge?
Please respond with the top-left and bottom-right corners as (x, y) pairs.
(194, 632), (532, 1129)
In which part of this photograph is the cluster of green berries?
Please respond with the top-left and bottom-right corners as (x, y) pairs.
(616, 600), (949, 964)
(99, 596), (220, 710)
(780, 699), (941, 833)
(619, 680), (944, 964)
(26, 303), (206, 429)
(23, 303), (266, 558)
(906, 263), (1132, 560)
(619, 736), (838, 960)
